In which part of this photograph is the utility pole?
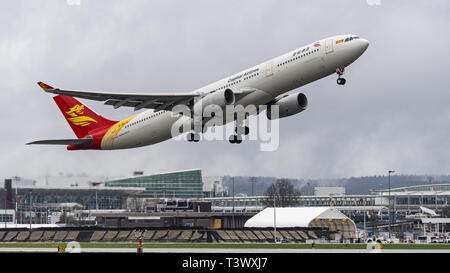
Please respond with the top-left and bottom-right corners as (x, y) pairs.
(363, 197), (366, 241)
(15, 179), (18, 226)
(250, 177), (256, 197)
(232, 177), (235, 229)
(388, 170), (395, 239)
(4, 191), (6, 229)
(95, 191), (98, 210)
(88, 198), (91, 226)
(273, 191), (277, 243)
(29, 190), (32, 229)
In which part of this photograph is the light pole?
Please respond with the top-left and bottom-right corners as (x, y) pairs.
(273, 189), (278, 243)
(4, 191), (7, 229)
(29, 190), (32, 229)
(232, 177), (235, 229)
(250, 177), (256, 197)
(15, 180), (18, 226)
(363, 197), (366, 241)
(388, 170), (395, 239)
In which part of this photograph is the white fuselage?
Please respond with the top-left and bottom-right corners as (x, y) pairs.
(100, 34), (369, 150)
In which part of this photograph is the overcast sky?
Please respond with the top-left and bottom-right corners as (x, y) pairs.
(1, 0), (450, 184)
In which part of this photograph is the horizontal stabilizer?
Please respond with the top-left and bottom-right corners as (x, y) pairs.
(26, 138), (93, 146)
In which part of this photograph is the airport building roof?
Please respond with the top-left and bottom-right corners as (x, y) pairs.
(421, 218), (450, 224)
(371, 184), (450, 194)
(108, 169), (202, 181)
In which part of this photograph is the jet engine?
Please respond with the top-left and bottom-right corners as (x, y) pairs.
(266, 92), (308, 120)
(193, 88), (235, 114)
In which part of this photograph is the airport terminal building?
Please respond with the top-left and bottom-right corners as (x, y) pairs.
(104, 169), (204, 199)
(206, 184), (450, 214)
(371, 184), (450, 212)
(0, 178), (144, 225)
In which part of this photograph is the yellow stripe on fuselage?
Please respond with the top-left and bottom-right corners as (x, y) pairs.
(100, 113), (139, 148)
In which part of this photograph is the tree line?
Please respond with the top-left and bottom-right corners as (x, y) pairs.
(261, 178), (301, 207)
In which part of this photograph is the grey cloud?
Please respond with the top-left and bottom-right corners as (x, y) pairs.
(1, 1), (450, 184)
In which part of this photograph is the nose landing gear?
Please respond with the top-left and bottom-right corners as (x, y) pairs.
(337, 78), (346, 85)
(336, 67), (346, 85)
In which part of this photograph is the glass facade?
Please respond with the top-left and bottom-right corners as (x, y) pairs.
(0, 188), (138, 211)
(105, 169), (203, 199)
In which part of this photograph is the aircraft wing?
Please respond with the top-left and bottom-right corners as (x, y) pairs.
(37, 82), (200, 111)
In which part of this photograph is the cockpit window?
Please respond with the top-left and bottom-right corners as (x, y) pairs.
(345, 36), (360, 42)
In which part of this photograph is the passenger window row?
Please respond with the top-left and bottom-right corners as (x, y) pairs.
(217, 73), (260, 91)
(125, 111), (166, 128)
(277, 48), (320, 67)
(243, 73), (259, 81)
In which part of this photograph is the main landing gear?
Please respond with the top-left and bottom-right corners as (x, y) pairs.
(229, 112), (250, 144)
(336, 67), (346, 85)
(229, 125), (249, 144)
(229, 134), (242, 144)
(187, 132), (200, 142)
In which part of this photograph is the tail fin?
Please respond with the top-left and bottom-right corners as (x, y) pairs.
(53, 95), (117, 138)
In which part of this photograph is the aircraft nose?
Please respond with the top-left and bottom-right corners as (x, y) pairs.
(359, 38), (370, 52)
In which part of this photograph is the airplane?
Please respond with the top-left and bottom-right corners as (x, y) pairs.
(27, 34), (369, 150)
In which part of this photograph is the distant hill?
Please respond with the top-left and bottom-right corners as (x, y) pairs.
(222, 175), (450, 196)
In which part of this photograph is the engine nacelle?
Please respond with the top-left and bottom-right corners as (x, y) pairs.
(193, 88), (235, 115)
(266, 92), (308, 120)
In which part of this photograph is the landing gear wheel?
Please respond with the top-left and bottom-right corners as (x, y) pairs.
(229, 135), (242, 144)
(235, 126), (250, 136)
(244, 126), (249, 136)
(337, 78), (346, 85)
(187, 132), (200, 142)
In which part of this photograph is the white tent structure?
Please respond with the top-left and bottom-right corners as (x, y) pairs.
(244, 207), (357, 239)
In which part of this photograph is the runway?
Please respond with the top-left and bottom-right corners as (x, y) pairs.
(0, 247), (449, 253)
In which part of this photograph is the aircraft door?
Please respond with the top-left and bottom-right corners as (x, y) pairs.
(265, 62), (274, 77)
(325, 39), (334, 54)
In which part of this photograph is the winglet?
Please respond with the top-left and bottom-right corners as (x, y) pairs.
(37, 82), (55, 91)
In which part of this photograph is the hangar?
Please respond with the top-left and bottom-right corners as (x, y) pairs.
(244, 207), (357, 239)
